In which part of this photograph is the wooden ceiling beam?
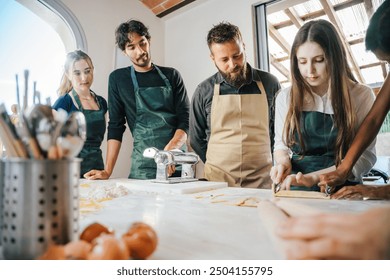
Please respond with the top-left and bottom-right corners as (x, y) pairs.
(156, 0), (197, 18)
(359, 61), (384, 69)
(274, 55), (290, 62)
(319, 0), (365, 83)
(284, 7), (303, 29)
(268, 22), (291, 54)
(348, 36), (365, 45)
(270, 54), (290, 80)
(273, 0), (364, 29)
(363, 0), (374, 18)
(381, 63), (388, 79)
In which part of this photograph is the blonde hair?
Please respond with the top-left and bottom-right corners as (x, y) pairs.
(57, 50), (94, 96)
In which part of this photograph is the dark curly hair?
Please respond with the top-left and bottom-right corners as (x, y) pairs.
(206, 22), (243, 50)
(366, 0), (390, 54)
(115, 19), (151, 51)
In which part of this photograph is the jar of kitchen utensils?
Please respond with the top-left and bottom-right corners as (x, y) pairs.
(0, 159), (4, 247)
(1, 158), (81, 259)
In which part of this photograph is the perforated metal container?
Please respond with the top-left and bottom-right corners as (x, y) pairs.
(0, 160), (4, 246)
(1, 158), (81, 259)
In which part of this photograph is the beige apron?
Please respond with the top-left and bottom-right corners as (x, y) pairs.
(204, 81), (272, 188)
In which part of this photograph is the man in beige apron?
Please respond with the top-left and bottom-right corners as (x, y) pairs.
(190, 22), (281, 188)
(205, 81), (272, 187)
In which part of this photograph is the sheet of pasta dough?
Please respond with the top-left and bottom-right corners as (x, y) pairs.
(272, 184), (329, 199)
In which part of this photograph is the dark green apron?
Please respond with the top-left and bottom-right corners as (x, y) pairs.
(129, 66), (177, 179)
(72, 90), (105, 177)
(290, 111), (337, 191)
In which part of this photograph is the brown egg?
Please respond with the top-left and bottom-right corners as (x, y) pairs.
(87, 233), (129, 260)
(64, 240), (92, 259)
(122, 222), (158, 259)
(80, 222), (113, 243)
(38, 244), (66, 260)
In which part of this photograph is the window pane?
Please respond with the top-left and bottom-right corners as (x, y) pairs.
(294, 0), (323, 17)
(268, 37), (287, 59)
(263, 0), (387, 89)
(351, 43), (380, 66)
(336, 4), (368, 40)
(361, 66), (386, 85)
(0, 0), (66, 111)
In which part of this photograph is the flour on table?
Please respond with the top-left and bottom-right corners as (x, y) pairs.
(86, 184), (129, 201)
(79, 182), (129, 216)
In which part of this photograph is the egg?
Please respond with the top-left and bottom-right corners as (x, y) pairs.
(38, 244), (66, 260)
(64, 240), (92, 259)
(80, 222), (113, 243)
(122, 222), (158, 259)
(87, 233), (129, 260)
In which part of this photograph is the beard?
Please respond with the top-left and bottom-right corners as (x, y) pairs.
(132, 52), (151, 68)
(217, 63), (248, 88)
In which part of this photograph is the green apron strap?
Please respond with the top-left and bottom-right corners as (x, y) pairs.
(70, 89), (105, 176)
(71, 89), (83, 111)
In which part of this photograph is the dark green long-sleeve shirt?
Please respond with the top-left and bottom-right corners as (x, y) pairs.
(107, 64), (190, 142)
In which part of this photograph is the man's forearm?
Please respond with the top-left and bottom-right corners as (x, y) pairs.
(340, 75), (390, 174)
(164, 129), (187, 151)
(105, 139), (122, 176)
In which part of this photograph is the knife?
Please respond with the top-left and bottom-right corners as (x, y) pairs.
(23, 69), (29, 111)
(272, 182), (281, 193)
(325, 185), (335, 196)
(15, 74), (21, 111)
(33, 81), (37, 105)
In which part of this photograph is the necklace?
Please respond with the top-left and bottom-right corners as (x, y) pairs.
(79, 94), (92, 101)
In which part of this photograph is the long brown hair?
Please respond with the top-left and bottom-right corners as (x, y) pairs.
(57, 50), (94, 96)
(285, 20), (357, 166)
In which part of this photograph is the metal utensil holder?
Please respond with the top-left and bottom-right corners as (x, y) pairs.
(1, 158), (81, 259)
(0, 160), (4, 246)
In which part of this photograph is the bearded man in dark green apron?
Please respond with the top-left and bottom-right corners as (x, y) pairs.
(84, 20), (189, 180)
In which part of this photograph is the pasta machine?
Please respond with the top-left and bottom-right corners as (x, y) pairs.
(143, 147), (200, 183)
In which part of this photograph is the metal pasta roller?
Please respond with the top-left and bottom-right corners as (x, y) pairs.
(143, 147), (200, 184)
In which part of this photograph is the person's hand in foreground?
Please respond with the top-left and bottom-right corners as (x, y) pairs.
(331, 184), (390, 200)
(276, 207), (390, 259)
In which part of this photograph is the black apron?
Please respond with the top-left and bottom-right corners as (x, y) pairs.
(129, 66), (178, 179)
(72, 90), (105, 176)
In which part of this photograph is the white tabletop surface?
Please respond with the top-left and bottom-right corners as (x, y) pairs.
(1, 178), (389, 260)
(77, 178), (390, 260)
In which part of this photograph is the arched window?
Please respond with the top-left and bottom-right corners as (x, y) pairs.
(0, 0), (86, 111)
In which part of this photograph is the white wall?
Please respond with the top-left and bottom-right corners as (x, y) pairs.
(61, 0), (166, 178)
(59, 0), (269, 178)
(163, 0), (268, 99)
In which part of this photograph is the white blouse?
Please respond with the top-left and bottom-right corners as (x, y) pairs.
(274, 83), (376, 181)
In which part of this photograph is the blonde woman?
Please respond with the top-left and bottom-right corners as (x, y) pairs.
(52, 50), (107, 177)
